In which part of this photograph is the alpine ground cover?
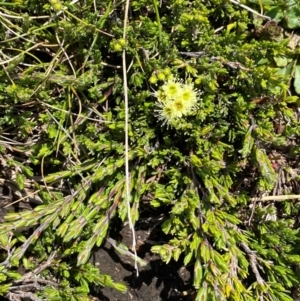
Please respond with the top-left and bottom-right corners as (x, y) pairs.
(1, 0), (300, 300)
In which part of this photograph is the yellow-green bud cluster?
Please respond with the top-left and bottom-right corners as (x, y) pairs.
(110, 39), (127, 52)
(149, 68), (173, 85)
(154, 78), (199, 126)
(49, 0), (64, 11)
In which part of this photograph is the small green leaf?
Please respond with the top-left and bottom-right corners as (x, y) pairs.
(200, 241), (210, 263)
(285, 96), (298, 103)
(294, 65), (300, 94)
(285, 7), (300, 29)
(77, 248), (92, 266)
(22, 257), (33, 270)
(266, 7), (284, 22)
(161, 218), (172, 234)
(184, 251), (193, 266)
(240, 126), (254, 158)
(254, 146), (277, 190)
(4, 270), (22, 280)
(195, 286), (207, 301)
(151, 245), (161, 254)
(0, 233), (9, 248)
(0, 273), (7, 282)
(193, 259), (203, 289)
(16, 172), (26, 190)
(22, 165), (34, 177)
(0, 283), (11, 295)
(57, 222), (70, 237)
(273, 56), (289, 67)
(173, 247), (181, 261)
(114, 282), (127, 293)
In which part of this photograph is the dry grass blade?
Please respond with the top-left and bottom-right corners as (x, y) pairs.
(122, 0), (138, 276)
(229, 0), (271, 20)
(251, 194), (300, 202)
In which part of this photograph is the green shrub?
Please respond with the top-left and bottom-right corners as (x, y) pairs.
(0, 0), (300, 300)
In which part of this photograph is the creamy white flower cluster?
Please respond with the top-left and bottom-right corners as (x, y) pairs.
(154, 78), (199, 126)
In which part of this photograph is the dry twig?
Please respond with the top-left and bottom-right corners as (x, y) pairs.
(240, 242), (265, 285)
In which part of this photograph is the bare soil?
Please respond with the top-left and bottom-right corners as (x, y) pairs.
(91, 223), (194, 301)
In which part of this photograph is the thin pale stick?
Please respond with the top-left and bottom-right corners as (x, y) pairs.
(3, 190), (42, 208)
(229, 0), (271, 20)
(251, 194), (300, 202)
(122, 0), (139, 276)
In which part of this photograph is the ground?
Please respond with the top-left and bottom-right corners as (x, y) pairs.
(91, 222), (194, 301)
